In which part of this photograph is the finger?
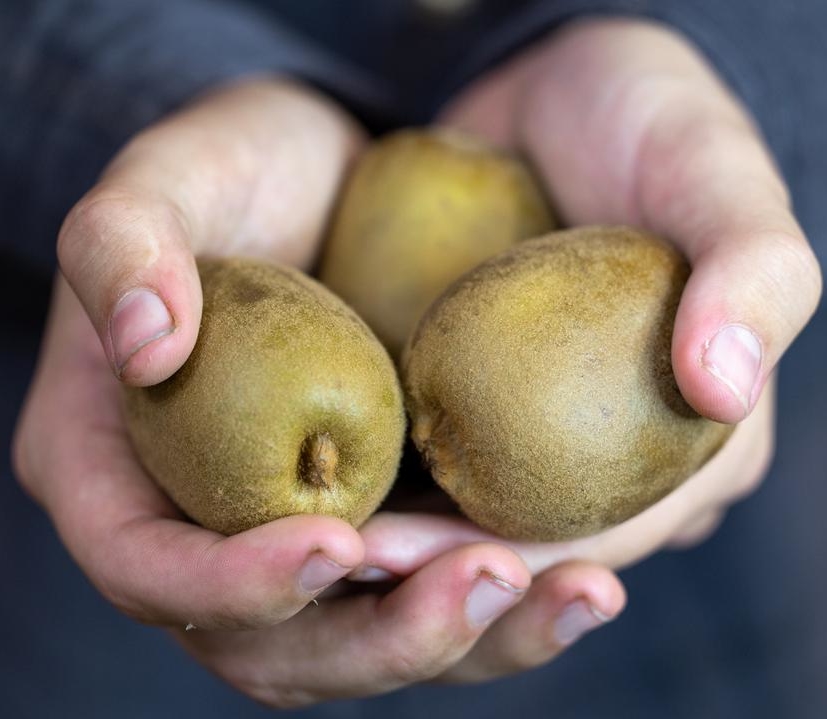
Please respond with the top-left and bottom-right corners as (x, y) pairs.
(51, 425), (367, 631)
(20, 279), (364, 630)
(57, 78), (361, 386)
(437, 58), (527, 148)
(57, 185), (201, 386)
(180, 543), (531, 707)
(355, 511), (619, 582)
(45, 391), (366, 631)
(89, 514), (366, 631)
(352, 511), (574, 580)
(634, 95), (820, 422)
(441, 561), (625, 683)
(512, 19), (822, 422)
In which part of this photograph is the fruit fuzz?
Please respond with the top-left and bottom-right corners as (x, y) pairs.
(402, 226), (734, 541)
(318, 128), (554, 360)
(122, 257), (406, 535)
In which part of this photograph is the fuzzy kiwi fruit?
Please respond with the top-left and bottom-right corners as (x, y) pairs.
(123, 257), (406, 535)
(402, 226), (734, 541)
(318, 128), (554, 360)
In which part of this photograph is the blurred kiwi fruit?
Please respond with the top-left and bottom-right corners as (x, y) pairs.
(122, 257), (405, 535)
(318, 128), (554, 360)
(402, 226), (734, 541)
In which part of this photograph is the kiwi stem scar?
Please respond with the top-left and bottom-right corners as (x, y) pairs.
(298, 433), (339, 489)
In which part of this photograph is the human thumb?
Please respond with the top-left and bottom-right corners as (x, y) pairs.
(57, 180), (201, 387)
(56, 79), (362, 387)
(513, 19), (823, 423)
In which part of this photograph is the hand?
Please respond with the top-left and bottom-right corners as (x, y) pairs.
(350, 17), (822, 618)
(13, 279), (624, 701)
(443, 18), (821, 424)
(12, 77), (625, 706)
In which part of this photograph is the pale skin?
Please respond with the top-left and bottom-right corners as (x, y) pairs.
(12, 18), (822, 708)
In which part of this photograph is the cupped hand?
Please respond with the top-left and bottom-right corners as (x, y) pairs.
(443, 17), (821, 424)
(12, 77), (625, 706)
(352, 17), (822, 616)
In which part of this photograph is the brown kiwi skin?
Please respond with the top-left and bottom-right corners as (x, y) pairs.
(402, 226), (734, 542)
(318, 128), (555, 360)
(122, 257), (406, 535)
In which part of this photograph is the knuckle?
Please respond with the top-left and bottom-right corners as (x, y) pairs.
(384, 649), (438, 685)
(207, 595), (297, 631)
(215, 661), (318, 709)
(90, 564), (160, 625)
(190, 549), (300, 631)
(503, 645), (551, 674)
(89, 541), (164, 624)
(57, 187), (183, 284)
(752, 233), (822, 327)
(777, 239), (823, 317)
(382, 631), (461, 686)
(57, 191), (126, 268)
(204, 588), (266, 629)
(96, 581), (152, 623)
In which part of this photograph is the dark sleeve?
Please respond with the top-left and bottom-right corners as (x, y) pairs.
(0, 0), (391, 271)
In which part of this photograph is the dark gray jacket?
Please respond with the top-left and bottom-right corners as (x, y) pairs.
(1, 0), (826, 269)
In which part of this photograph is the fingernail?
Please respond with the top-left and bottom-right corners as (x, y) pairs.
(110, 288), (174, 373)
(299, 552), (348, 594)
(701, 324), (762, 415)
(466, 572), (523, 628)
(348, 565), (395, 582)
(553, 600), (611, 646)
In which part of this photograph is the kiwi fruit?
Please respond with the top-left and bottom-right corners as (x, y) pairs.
(402, 226), (734, 541)
(123, 257), (406, 535)
(318, 128), (554, 360)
